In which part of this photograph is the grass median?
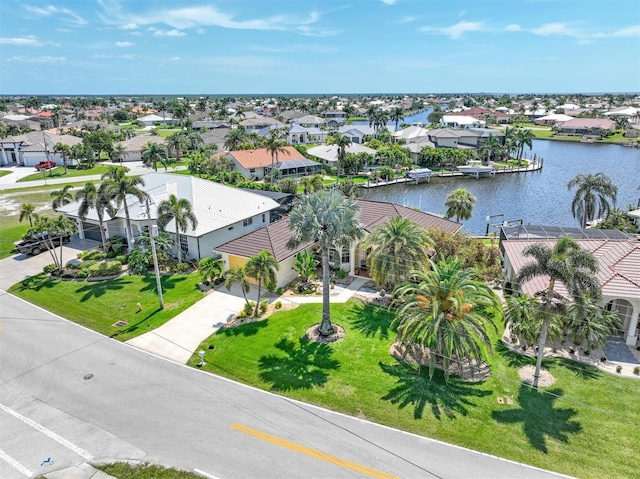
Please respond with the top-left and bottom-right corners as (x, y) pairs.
(188, 299), (640, 479)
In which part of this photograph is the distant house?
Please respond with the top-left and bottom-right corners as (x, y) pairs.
(338, 125), (377, 144)
(440, 115), (485, 129)
(393, 125), (430, 142)
(216, 199), (462, 288)
(225, 146), (320, 180)
(306, 143), (377, 168)
(137, 113), (175, 127)
(427, 128), (504, 149)
(500, 225), (640, 346)
(239, 117), (285, 131)
(295, 115), (325, 128)
(0, 131), (82, 167)
(115, 135), (166, 162)
(323, 110), (348, 120)
(201, 128), (231, 151)
(533, 113), (574, 126)
(58, 172), (281, 259)
(557, 118), (616, 137)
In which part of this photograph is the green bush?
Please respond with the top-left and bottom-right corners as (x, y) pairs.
(259, 299), (268, 314)
(103, 260), (123, 275)
(616, 365), (623, 374)
(78, 250), (107, 261)
(336, 268), (347, 279)
(87, 263), (102, 277)
(634, 366), (640, 376)
(239, 310), (247, 318)
(115, 254), (128, 265)
(171, 262), (190, 274)
(65, 262), (81, 270)
(244, 301), (255, 316)
(43, 263), (58, 274)
(274, 300), (282, 310)
(79, 260), (97, 271)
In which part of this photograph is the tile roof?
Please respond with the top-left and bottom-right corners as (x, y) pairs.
(227, 146), (305, 169)
(117, 135), (165, 151)
(503, 238), (640, 300)
(357, 200), (462, 234)
(559, 118), (616, 129)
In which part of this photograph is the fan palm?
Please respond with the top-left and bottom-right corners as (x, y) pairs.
(362, 217), (434, 289)
(567, 173), (618, 228)
(392, 256), (500, 380)
(245, 251), (279, 317)
(157, 194), (198, 263)
(444, 188), (476, 223)
(287, 190), (363, 336)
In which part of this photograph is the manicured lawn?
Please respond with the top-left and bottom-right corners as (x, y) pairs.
(95, 462), (201, 479)
(189, 300), (640, 479)
(9, 273), (204, 341)
(0, 170), (12, 178)
(155, 128), (183, 138)
(17, 165), (113, 182)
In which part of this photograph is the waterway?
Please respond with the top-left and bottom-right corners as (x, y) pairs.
(361, 140), (640, 235)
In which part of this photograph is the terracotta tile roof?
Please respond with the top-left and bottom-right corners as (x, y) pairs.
(559, 118), (616, 129)
(227, 146), (305, 169)
(357, 200), (462, 234)
(503, 238), (640, 300)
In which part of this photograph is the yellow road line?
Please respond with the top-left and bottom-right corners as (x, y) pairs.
(231, 423), (400, 479)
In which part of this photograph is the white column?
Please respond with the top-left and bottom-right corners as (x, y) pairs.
(349, 243), (356, 276)
(625, 306), (639, 346)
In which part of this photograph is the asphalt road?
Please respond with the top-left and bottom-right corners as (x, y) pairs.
(0, 291), (570, 479)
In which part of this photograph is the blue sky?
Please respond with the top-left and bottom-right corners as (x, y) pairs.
(1, 0), (639, 95)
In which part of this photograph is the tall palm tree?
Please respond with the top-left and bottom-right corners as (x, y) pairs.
(515, 128), (534, 165)
(263, 129), (289, 183)
(157, 194), (198, 263)
(300, 174), (324, 194)
(224, 266), (252, 310)
(567, 173), (618, 228)
(503, 293), (564, 350)
(19, 203), (38, 227)
(109, 144), (127, 165)
(287, 190), (364, 336)
(141, 142), (169, 171)
(516, 237), (600, 387)
(53, 142), (71, 174)
(186, 131), (204, 152)
(245, 250), (279, 317)
(481, 134), (502, 164)
(567, 294), (621, 353)
(165, 132), (187, 162)
(51, 185), (74, 210)
(444, 188), (476, 223)
(75, 182), (116, 248)
(390, 106), (405, 130)
(224, 126), (247, 151)
(327, 135), (351, 178)
(392, 256), (500, 380)
(362, 217), (434, 289)
(101, 166), (146, 250)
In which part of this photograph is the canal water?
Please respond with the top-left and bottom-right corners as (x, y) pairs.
(361, 140), (640, 235)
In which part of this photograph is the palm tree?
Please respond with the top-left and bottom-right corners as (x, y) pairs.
(362, 217), (434, 289)
(444, 188), (476, 223)
(390, 106), (405, 130)
(19, 203), (38, 227)
(300, 174), (324, 194)
(567, 173), (618, 228)
(157, 194), (198, 263)
(75, 182), (116, 248)
(199, 256), (224, 286)
(109, 144), (127, 165)
(327, 135), (352, 178)
(392, 256), (500, 380)
(142, 142), (169, 171)
(165, 132), (187, 162)
(287, 190), (364, 336)
(224, 126), (247, 151)
(503, 293), (564, 351)
(245, 250), (279, 317)
(101, 166), (146, 250)
(516, 236), (600, 387)
(51, 185), (74, 210)
(224, 266), (252, 310)
(53, 142), (71, 174)
(567, 294), (621, 353)
(515, 128), (534, 165)
(186, 131), (204, 152)
(481, 135), (502, 164)
(263, 128), (289, 183)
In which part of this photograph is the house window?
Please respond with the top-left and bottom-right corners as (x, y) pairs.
(262, 213), (266, 223)
(249, 168), (255, 173)
(243, 217), (253, 227)
(179, 234), (189, 257)
(341, 249), (350, 263)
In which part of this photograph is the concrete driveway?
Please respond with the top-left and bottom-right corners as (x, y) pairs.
(0, 237), (98, 291)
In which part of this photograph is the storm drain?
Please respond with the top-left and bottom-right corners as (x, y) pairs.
(112, 320), (128, 327)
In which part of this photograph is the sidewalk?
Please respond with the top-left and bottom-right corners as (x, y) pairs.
(43, 462), (116, 479)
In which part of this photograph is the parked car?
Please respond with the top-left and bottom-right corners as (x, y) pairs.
(34, 160), (56, 171)
(15, 232), (71, 256)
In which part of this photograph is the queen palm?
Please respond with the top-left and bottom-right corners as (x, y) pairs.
(165, 132), (187, 162)
(516, 236), (600, 387)
(101, 166), (146, 250)
(245, 251), (279, 317)
(75, 182), (116, 248)
(300, 174), (324, 194)
(327, 135), (351, 178)
(481, 134), (502, 164)
(109, 144), (127, 165)
(264, 129), (289, 183)
(51, 185), (74, 210)
(444, 188), (476, 223)
(19, 203), (38, 227)
(142, 142), (168, 171)
(567, 173), (618, 228)
(53, 142), (71, 174)
(567, 294), (621, 353)
(199, 256), (224, 286)
(224, 127), (247, 151)
(224, 266), (252, 310)
(157, 194), (198, 263)
(362, 217), (434, 289)
(392, 256), (500, 380)
(515, 128), (534, 165)
(390, 106), (405, 130)
(503, 293), (564, 350)
(287, 190), (364, 336)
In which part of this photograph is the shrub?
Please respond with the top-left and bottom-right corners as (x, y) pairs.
(616, 365), (623, 374)
(336, 268), (347, 279)
(170, 262), (190, 274)
(238, 310), (247, 318)
(79, 260), (97, 271)
(634, 366), (640, 376)
(87, 263), (102, 277)
(274, 300), (282, 310)
(43, 263), (58, 274)
(77, 250), (107, 261)
(65, 261), (81, 270)
(259, 300), (268, 314)
(276, 287), (284, 295)
(115, 254), (128, 265)
(244, 301), (256, 316)
(127, 249), (151, 275)
(103, 260), (123, 275)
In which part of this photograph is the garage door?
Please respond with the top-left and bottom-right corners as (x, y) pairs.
(82, 222), (102, 242)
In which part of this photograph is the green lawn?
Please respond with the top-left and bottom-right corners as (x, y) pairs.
(95, 462), (201, 479)
(0, 170), (12, 178)
(9, 273), (204, 341)
(18, 165), (113, 182)
(189, 300), (640, 479)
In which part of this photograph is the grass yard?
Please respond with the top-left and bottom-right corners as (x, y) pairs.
(18, 165), (113, 183)
(9, 273), (204, 341)
(0, 170), (12, 178)
(95, 462), (201, 479)
(189, 300), (640, 479)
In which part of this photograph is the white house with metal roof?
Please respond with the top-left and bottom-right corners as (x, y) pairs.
(58, 172), (280, 260)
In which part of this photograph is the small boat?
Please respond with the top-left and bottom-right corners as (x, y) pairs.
(406, 168), (432, 183)
(412, 121), (424, 127)
(457, 160), (496, 178)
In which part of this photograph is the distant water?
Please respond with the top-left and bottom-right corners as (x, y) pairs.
(362, 141), (640, 235)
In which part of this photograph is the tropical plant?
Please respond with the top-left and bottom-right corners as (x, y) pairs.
(300, 174), (324, 194)
(165, 132), (187, 162)
(294, 251), (318, 285)
(567, 173), (618, 228)
(327, 135), (352, 178)
(224, 126), (248, 151)
(444, 188), (476, 223)
(264, 128), (289, 183)
(516, 236), (601, 387)
(199, 256), (224, 285)
(51, 184), (74, 210)
(503, 293), (564, 350)
(27, 215), (77, 271)
(514, 128), (534, 165)
(109, 144), (127, 165)
(362, 217), (434, 289)
(245, 250), (279, 317)
(141, 142), (169, 171)
(75, 182), (116, 248)
(134, 230), (174, 254)
(567, 295), (621, 353)
(19, 203), (38, 227)
(390, 106), (405, 130)
(287, 190), (363, 336)
(157, 194), (198, 263)
(392, 256), (500, 380)
(128, 247), (151, 275)
(224, 266), (252, 310)
(53, 142), (71, 174)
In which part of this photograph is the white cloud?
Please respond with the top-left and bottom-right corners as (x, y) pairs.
(121, 54), (135, 60)
(380, 0), (398, 4)
(421, 21), (485, 39)
(170, 57), (180, 61)
(531, 23), (580, 37)
(119, 23), (139, 30)
(152, 29), (187, 37)
(7, 56), (66, 63)
(396, 16), (417, 25)
(505, 24), (521, 32)
(608, 25), (640, 37)
(56, 28), (71, 33)
(90, 54), (112, 59)
(114, 41), (135, 47)
(24, 4), (86, 24)
(0, 35), (44, 46)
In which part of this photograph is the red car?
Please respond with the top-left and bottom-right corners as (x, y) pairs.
(35, 160), (56, 170)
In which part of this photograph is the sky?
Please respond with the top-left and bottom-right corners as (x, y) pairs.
(0, 0), (639, 95)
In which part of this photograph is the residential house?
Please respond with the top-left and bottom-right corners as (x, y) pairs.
(500, 225), (640, 346)
(338, 125), (377, 144)
(393, 125), (430, 143)
(533, 113), (574, 126)
(323, 110), (348, 120)
(295, 115), (325, 129)
(1, 114), (43, 131)
(557, 118), (616, 137)
(0, 131), (82, 167)
(115, 135), (166, 162)
(306, 143), (377, 169)
(137, 113), (175, 127)
(58, 172), (281, 260)
(201, 128), (231, 151)
(225, 146), (321, 180)
(239, 117), (285, 131)
(427, 128), (504, 149)
(440, 115), (486, 129)
(215, 199), (462, 288)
